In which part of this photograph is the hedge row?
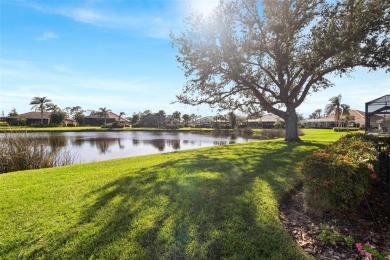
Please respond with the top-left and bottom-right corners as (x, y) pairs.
(333, 127), (359, 132)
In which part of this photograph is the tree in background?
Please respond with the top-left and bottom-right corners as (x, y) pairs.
(98, 107), (112, 125)
(172, 0), (389, 141)
(46, 103), (61, 113)
(228, 111), (237, 129)
(155, 110), (166, 128)
(50, 110), (67, 126)
(325, 95), (350, 127)
(182, 114), (190, 126)
(131, 113), (140, 126)
(29, 96), (52, 125)
(118, 112), (126, 123)
(172, 111), (181, 125)
(309, 109), (322, 119)
(8, 108), (18, 117)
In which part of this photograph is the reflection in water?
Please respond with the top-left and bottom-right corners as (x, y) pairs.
(33, 135), (67, 152)
(0, 131), (254, 164)
(89, 138), (118, 154)
(143, 139), (165, 151)
(213, 141), (228, 146)
(167, 139), (181, 150)
(142, 139), (182, 151)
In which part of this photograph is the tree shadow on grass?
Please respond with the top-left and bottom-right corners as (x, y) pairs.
(46, 141), (324, 259)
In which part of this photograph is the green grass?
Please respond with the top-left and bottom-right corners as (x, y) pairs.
(0, 129), (344, 259)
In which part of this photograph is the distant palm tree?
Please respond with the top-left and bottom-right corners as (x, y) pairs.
(29, 96), (52, 125)
(325, 95), (349, 127)
(118, 112), (125, 123)
(98, 107), (112, 125)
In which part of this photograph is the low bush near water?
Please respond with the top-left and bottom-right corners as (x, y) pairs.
(0, 133), (76, 174)
(302, 134), (378, 215)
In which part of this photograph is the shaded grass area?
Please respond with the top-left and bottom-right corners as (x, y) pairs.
(1, 129), (347, 259)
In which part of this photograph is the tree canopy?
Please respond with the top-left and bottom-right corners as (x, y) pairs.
(172, 0), (389, 141)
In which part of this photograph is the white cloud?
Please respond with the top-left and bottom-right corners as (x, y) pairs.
(24, 2), (180, 39)
(36, 31), (58, 41)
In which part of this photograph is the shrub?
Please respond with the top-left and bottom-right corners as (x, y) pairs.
(101, 122), (124, 129)
(0, 133), (75, 174)
(333, 127), (359, 132)
(0, 121), (9, 127)
(302, 135), (378, 215)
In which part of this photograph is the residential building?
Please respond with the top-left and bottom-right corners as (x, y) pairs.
(85, 112), (130, 126)
(1, 112), (52, 126)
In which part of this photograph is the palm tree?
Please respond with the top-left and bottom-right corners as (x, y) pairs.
(29, 96), (52, 125)
(325, 95), (349, 128)
(98, 107), (112, 125)
(118, 112), (125, 123)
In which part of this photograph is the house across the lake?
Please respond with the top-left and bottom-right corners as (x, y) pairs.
(84, 112), (130, 126)
(246, 113), (284, 128)
(1, 112), (51, 126)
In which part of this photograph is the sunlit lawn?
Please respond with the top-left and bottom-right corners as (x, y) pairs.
(0, 129), (346, 259)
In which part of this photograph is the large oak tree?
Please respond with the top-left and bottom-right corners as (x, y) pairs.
(172, 0), (389, 141)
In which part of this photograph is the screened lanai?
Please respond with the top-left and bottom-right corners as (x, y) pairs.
(365, 95), (390, 133)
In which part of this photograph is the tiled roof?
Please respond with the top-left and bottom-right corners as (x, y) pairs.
(307, 109), (367, 123)
(86, 112), (130, 122)
(260, 113), (283, 122)
(18, 111), (52, 119)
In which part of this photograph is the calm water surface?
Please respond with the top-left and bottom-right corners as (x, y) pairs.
(1, 131), (255, 164)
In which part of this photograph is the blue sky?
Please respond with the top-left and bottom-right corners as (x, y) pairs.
(0, 0), (389, 118)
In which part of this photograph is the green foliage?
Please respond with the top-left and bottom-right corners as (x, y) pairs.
(50, 110), (67, 126)
(333, 127), (359, 132)
(319, 224), (354, 248)
(273, 120), (285, 129)
(101, 122), (125, 129)
(0, 121), (9, 127)
(302, 134), (378, 215)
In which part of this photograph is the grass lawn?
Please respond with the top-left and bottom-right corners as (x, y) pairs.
(0, 129), (346, 259)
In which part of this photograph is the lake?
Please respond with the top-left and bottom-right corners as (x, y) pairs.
(0, 131), (255, 164)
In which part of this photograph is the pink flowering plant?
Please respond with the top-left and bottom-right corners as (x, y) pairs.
(302, 134), (378, 215)
(356, 242), (390, 260)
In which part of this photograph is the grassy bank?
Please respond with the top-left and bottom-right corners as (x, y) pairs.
(0, 130), (346, 259)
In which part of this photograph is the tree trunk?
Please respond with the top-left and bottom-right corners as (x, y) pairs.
(284, 106), (301, 142)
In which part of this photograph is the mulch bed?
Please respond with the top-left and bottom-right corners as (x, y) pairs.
(279, 183), (390, 259)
